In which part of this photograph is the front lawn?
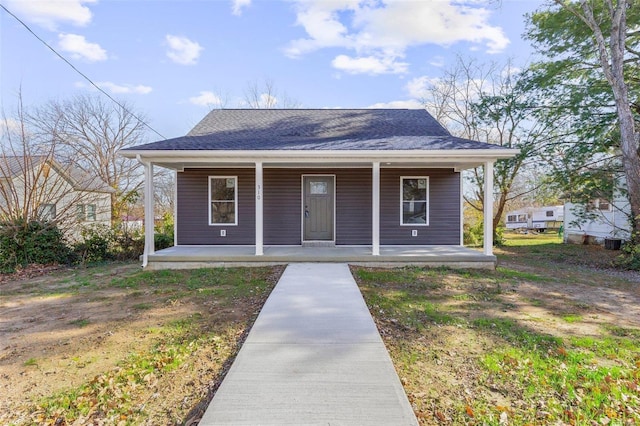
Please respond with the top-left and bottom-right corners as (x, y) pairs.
(354, 233), (640, 425)
(0, 263), (283, 425)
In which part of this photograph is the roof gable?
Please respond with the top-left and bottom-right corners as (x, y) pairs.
(0, 155), (114, 193)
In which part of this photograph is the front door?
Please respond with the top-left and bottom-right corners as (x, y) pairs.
(303, 175), (334, 241)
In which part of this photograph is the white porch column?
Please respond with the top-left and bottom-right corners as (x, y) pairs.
(143, 160), (155, 267)
(483, 161), (494, 256)
(372, 161), (380, 256)
(255, 161), (264, 256)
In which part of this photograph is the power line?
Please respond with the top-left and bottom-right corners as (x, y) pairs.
(0, 3), (166, 140)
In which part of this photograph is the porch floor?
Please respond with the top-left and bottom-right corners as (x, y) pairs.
(146, 245), (496, 270)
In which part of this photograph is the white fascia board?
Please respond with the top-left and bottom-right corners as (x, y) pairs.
(121, 148), (519, 164)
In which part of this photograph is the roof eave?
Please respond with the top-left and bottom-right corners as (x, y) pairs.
(121, 148), (519, 162)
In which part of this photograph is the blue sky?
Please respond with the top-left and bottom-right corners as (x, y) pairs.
(1, 0), (542, 140)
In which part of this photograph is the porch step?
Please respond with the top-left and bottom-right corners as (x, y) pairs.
(302, 241), (336, 248)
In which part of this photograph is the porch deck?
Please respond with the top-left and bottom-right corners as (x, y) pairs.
(146, 245), (496, 270)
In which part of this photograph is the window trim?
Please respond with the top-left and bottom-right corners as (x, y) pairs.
(400, 176), (429, 226)
(208, 176), (238, 226)
(76, 203), (97, 222)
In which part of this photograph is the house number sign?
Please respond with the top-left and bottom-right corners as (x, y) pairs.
(257, 184), (262, 201)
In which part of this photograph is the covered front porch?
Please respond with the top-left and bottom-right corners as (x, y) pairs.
(144, 245), (496, 270)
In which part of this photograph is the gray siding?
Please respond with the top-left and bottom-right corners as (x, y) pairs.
(380, 168), (460, 245)
(176, 168), (255, 245)
(176, 167), (459, 246)
(263, 168), (372, 245)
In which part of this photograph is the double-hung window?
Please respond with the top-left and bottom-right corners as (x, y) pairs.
(401, 177), (429, 225)
(76, 204), (97, 221)
(209, 176), (237, 225)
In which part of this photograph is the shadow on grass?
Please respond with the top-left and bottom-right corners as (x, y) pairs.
(352, 264), (640, 425)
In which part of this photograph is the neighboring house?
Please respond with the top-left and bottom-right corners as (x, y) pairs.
(0, 155), (113, 238)
(505, 205), (564, 232)
(564, 194), (631, 245)
(121, 109), (517, 269)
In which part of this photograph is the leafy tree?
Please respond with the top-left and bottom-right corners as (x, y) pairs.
(420, 57), (555, 242)
(525, 0), (640, 239)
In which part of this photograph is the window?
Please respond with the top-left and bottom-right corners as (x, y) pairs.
(76, 204), (97, 221)
(401, 177), (428, 225)
(518, 214), (528, 222)
(38, 204), (56, 221)
(209, 176), (237, 225)
(507, 215), (517, 222)
(546, 210), (554, 217)
(588, 198), (612, 212)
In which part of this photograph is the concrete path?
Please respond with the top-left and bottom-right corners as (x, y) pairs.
(199, 263), (418, 426)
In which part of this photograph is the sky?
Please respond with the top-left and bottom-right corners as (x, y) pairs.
(1, 0), (544, 141)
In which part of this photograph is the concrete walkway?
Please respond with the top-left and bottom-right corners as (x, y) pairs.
(199, 263), (419, 425)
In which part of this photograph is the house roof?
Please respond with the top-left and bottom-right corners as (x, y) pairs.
(123, 109), (508, 152)
(0, 155), (115, 193)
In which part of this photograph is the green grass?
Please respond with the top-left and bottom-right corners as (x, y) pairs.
(561, 314), (583, 323)
(353, 240), (640, 425)
(23, 357), (38, 366)
(69, 318), (90, 328)
(21, 264), (280, 425)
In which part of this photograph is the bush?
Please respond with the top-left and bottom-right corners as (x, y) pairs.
(463, 222), (505, 247)
(0, 218), (72, 273)
(73, 224), (114, 264)
(154, 232), (173, 250)
(616, 233), (640, 270)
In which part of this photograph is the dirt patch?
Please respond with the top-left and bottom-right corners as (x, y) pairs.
(0, 263), (284, 425)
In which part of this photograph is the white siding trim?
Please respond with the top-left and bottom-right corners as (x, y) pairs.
(372, 162), (380, 256)
(483, 161), (494, 256)
(255, 162), (263, 256)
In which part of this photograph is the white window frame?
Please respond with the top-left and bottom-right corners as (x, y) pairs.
(76, 204), (97, 222)
(208, 176), (238, 226)
(400, 176), (429, 226)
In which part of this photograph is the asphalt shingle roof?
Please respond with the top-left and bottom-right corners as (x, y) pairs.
(124, 109), (505, 151)
(0, 155), (114, 193)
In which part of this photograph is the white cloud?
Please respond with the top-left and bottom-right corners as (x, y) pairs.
(165, 35), (203, 65)
(429, 56), (445, 68)
(0, 118), (21, 138)
(332, 54), (408, 75)
(405, 76), (441, 99)
(285, 0), (509, 74)
(58, 33), (107, 62)
(367, 100), (424, 109)
(189, 91), (223, 107)
(231, 0), (251, 16)
(3, 0), (95, 30)
(98, 82), (152, 95)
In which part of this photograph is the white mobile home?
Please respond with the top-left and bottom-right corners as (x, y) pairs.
(505, 206), (564, 232)
(564, 197), (631, 245)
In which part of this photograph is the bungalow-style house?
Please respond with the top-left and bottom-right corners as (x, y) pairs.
(0, 155), (113, 238)
(121, 109), (517, 269)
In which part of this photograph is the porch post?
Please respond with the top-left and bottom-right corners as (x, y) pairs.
(143, 161), (155, 267)
(255, 161), (263, 256)
(372, 161), (380, 256)
(483, 161), (494, 256)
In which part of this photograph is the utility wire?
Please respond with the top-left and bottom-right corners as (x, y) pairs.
(0, 3), (167, 140)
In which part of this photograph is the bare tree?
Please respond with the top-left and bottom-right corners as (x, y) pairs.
(420, 56), (555, 237)
(0, 94), (113, 235)
(28, 94), (147, 223)
(243, 78), (301, 108)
